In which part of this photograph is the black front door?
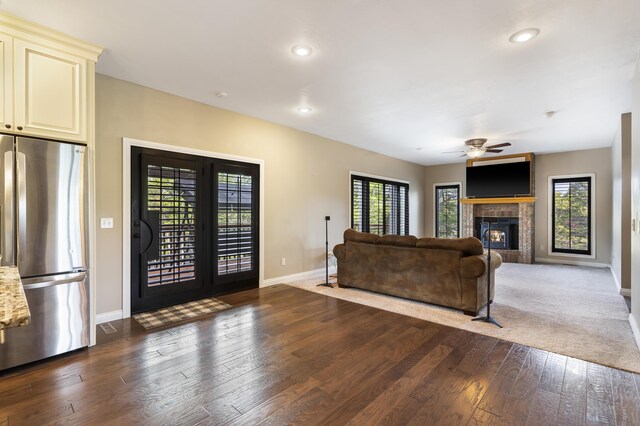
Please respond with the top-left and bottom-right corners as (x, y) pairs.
(131, 147), (259, 314)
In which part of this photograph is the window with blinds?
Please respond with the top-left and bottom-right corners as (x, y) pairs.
(551, 176), (592, 255)
(435, 184), (460, 238)
(351, 175), (409, 235)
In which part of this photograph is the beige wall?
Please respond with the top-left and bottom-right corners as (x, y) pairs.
(424, 148), (613, 266)
(631, 58), (640, 335)
(611, 113), (632, 290)
(95, 74), (425, 315)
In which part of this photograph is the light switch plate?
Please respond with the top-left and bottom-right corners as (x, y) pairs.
(101, 218), (114, 229)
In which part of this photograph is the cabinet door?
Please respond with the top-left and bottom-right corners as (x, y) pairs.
(0, 33), (12, 131)
(13, 39), (86, 142)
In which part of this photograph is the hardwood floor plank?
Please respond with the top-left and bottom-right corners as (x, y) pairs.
(525, 389), (561, 426)
(557, 357), (588, 426)
(499, 348), (548, 425)
(225, 376), (322, 426)
(436, 339), (514, 426)
(586, 362), (616, 425)
(346, 344), (453, 425)
(456, 334), (499, 375)
(537, 352), (567, 395)
(611, 368), (640, 425)
(469, 407), (502, 425)
(611, 367), (639, 406)
(477, 343), (530, 416)
(141, 405), (212, 426)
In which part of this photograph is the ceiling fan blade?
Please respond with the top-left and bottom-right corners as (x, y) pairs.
(442, 150), (465, 153)
(460, 154), (468, 157)
(485, 142), (511, 149)
(485, 149), (503, 153)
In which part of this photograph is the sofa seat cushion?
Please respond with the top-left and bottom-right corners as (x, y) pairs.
(416, 237), (483, 256)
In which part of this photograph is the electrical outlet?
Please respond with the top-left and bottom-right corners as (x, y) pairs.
(281, 258), (286, 266)
(101, 218), (114, 229)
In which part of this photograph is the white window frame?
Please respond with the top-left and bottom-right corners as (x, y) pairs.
(433, 182), (463, 238)
(547, 173), (596, 259)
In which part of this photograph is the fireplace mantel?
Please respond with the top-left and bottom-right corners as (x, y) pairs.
(461, 196), (536, 205)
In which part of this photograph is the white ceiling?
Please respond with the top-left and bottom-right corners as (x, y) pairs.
(2, 0), (639, 165)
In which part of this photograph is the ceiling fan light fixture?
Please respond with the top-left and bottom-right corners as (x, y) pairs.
(466, 147), (485, 158)
(509, 28), (540, 43)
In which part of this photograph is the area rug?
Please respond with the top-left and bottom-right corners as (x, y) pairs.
(288, 263), (640, 373)
(133, 297), (232, 330)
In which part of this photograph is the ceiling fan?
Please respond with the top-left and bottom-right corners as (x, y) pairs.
(443, 138), (512, 158)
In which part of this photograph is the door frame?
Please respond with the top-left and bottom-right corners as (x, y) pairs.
(122, 137), (265, 319)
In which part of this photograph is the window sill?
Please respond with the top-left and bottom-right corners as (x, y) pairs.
(547, 250), (596, 260)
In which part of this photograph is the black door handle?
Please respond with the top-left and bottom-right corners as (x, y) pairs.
(133, 232), (140, 238)
(138, 211), (161, 261)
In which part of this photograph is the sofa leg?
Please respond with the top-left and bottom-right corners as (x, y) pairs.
(463, 310), (477, 317)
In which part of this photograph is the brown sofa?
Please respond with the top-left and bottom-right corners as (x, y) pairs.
(333, 229), (502, 316)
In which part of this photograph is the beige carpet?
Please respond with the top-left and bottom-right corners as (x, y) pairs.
(288, 263), (640, 373)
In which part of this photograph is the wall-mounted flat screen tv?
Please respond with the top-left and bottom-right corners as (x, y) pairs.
(466, 161), (531, 197)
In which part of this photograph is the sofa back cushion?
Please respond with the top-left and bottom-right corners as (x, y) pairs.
(378, 234), (417, 247)
(416, 237), (483, 256)
(344, 229), (379, 244)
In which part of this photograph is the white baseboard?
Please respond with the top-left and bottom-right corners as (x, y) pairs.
(629, 314), (640, 352)
(611, 266), (622, 292)
(535, 257), (611, 268)
(609, 266), (632, 296)
(262, 268), (326, 287)
(96, 310), (123, 324)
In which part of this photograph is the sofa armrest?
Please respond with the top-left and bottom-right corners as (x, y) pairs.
(460, 252), (502, 278)
(333, 243), (346, 261)
(459, 251), (502, 315)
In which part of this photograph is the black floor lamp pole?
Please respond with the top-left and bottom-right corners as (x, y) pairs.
(472, 221), (502, 328)
(318, 216), (332, 288)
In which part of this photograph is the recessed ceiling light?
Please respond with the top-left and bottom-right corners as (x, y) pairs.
(291, 45), (313, 57)
(297, 107), (313, 113)
(509, 28), (540, 43)
(416, 147), (423, 151)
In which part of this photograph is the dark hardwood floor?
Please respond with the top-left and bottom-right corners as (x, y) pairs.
(1, 284), (639, 425)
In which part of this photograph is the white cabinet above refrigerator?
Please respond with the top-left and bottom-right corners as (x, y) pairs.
(0, 12), (102, 143)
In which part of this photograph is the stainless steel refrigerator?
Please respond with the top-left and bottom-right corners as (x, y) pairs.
(0, 135), (90, 371)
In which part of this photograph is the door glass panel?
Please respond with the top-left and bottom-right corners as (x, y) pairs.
(147, 165), (197, 286)
(218, 172), (253, 275)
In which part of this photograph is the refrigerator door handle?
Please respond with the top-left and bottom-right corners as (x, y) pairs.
(22, 272), (87, 290)
(16, 152), (26, 264)
(3, 150), (14, 266)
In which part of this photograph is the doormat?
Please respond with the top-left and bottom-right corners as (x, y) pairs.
(133, 297), (232, 330)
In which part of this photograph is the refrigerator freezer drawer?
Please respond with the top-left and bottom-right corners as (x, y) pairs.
(0, 272), (89, 371)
